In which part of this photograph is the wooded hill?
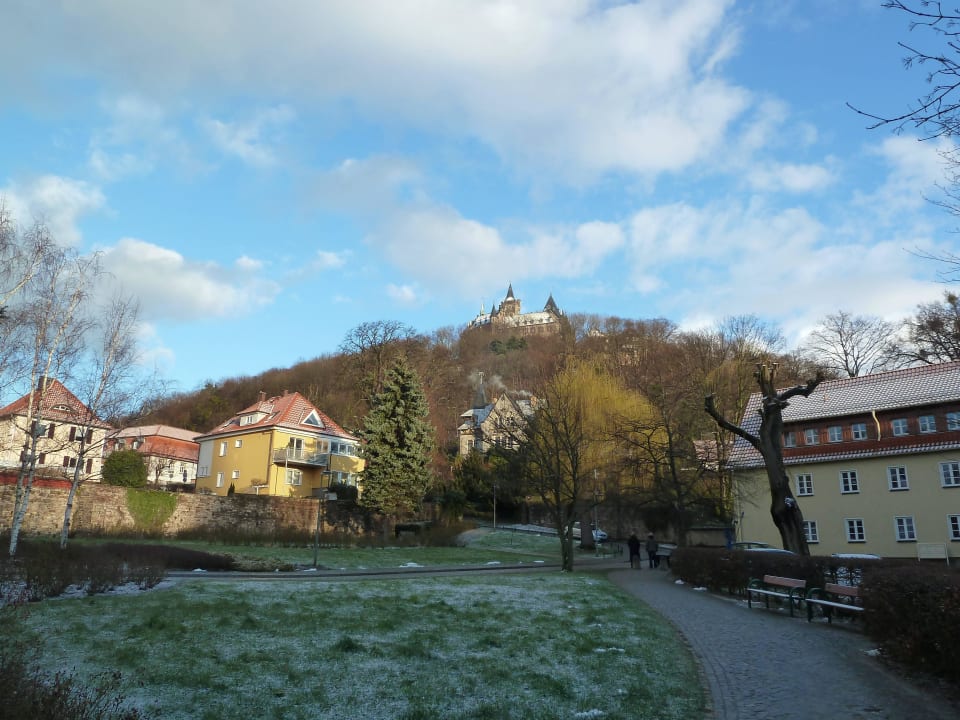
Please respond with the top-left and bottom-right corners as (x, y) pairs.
(138, 313), (820, 485)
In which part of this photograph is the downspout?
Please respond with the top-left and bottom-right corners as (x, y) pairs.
(266, 430), (275, 495)
(871, 410), (882, 439)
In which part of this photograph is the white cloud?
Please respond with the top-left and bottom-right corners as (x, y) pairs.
(202, 105), (296, 167)
(99, 238), (280, 321)
(8, 1), (749, 181)
(745, 161), (835, 193)
(386, 283), (418, 304)
(311, 250), (347, 271)
(2, 175), (105, 246)
(235, 255), (264, 271)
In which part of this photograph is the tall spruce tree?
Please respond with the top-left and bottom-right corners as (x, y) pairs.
(360, 355), (435, 519)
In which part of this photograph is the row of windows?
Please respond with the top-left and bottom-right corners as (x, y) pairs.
(793, 462), (960, 496)
(219, 438), (361, 457)
(785, 412), (960, 448)
(29, 422), (95, 442)
(803, 515), (960, 543)
(215, 469), (243, 487)
(28, 452), (94, 473)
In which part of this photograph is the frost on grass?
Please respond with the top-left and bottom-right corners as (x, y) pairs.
(24, 574), (705, 720)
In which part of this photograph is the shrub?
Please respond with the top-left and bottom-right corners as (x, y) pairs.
(102, 450), (147, 487)
(861, 565), (960, 684)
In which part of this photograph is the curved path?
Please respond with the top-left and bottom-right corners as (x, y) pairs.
(608, 567), (958, 720)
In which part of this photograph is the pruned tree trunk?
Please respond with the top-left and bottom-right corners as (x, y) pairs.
(705, 363), (823, 555)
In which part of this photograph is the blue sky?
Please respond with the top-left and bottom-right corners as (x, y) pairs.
(2, 0), (958, 392)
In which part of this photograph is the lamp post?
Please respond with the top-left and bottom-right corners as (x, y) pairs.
(492, 483), (497, 529)
(313, 490), (338, 568)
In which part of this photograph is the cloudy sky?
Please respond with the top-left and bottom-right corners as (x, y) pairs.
(2, 0), (957, 391)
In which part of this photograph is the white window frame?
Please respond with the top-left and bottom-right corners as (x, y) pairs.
(949, 514), (960, 541)
(840, 470), (859, 494)
(804, 428), (820, 445)
(795, 473), (814, 496)
(940, 461), (960, 488)
(231, 470), (239, 480)
(235, 439), (242, 448)
(219, 441), (227, 457)
(891, 418), (909, 436)
(783, 431), (797, 448)
(887, 466), (909, 491)
(827, 426), (842, 443)
(895, 516), (917, 542)
(216, 472), (224, 488)
(947, 412), (960, 431)
(286, 468), (302, 486)
(918, 415), (936, 434)
(803, 520), (819, 543)
(851, 422), (867, 440)
(845, 518), (866, 542)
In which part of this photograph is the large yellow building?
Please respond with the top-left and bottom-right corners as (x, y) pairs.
(729, 362), (960, 559)
(194, 391), (363, 497)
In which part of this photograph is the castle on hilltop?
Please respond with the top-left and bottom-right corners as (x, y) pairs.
(468, 284), (564, 337)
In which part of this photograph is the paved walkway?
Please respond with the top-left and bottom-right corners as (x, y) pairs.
(608, 566), (959, 720)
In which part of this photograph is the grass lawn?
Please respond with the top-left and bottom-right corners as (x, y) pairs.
(22, 572), (705, 720)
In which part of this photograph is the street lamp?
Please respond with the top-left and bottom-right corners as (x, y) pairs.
(313, 490), (338, 568)
(492, 483), (497, 529)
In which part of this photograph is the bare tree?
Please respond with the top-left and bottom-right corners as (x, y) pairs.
(705, 363), (823, 554)
(60, 293), (149, 549)
(8, 247), (94, 556)
(339, 320), (417, 403)
(900, 290), (960, 363)
(800, 310), (902, 377)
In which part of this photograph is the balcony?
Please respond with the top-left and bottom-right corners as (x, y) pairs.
(273, 447), (329, 468)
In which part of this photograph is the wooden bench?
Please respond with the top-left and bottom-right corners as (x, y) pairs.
(747, 575), (806, 617)
(917, 543), (950, 565)
(806, 583), (864, 623)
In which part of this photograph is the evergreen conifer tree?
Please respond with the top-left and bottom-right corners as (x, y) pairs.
(360, 355), (435, 518)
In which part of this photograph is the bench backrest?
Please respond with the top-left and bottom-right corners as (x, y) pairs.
(763, 575), (806, 589)
(823, 583), (860, 598)
(917, 543), (950, 564)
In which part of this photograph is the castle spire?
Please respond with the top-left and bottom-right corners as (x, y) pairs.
(505, 283), (515, 300)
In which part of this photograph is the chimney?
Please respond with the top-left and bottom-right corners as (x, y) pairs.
(258, 391), (266, 402)
(37, 376), (51, 392)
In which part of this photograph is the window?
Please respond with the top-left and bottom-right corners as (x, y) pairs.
(85, 458), (92, 473)
(804, 428), (820, 445)
(795, 473), (814, 496)
(940, 461), (960, 487)
(840, 470), (859, 494)
(37, 452), (46, 465)
(803, 520), (819, 543)
(783, 431), (797, 448)
(62, 456), (77, 468)
(887, 466), (909, 491)
(845, 518), (866, 542)
(216, 472), (224, 488)
(891, 418), (909, 436)
(235, 439), (242, 448)
(286, 469), (302, 486)
(895, 516), (917, 542)
(948, 412), (960, 431)
(219, 442), (227, 457)
(918, 415), (936, 434)
(827, 426), (843, 443)
(69, 426), (76, 441)
(231, 470), (239, 480)
(851, 422), (868, 440)
(949, 515), (960, 541)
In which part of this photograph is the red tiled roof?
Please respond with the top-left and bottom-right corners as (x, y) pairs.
(0, 378), (112, 429)
(728, 361), (960, 468)
(195, 392), (358, 442)
(106, 425), (200, 462)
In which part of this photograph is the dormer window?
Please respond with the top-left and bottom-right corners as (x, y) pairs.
(239, 412), (266, 426)
(303, 411), (324, 428)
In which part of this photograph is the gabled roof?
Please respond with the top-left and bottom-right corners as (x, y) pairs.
(196, 392), (358, 442)
(0, 378), (112, 429)
(108, 425), (200, 443)
(729, 361), (960, 468)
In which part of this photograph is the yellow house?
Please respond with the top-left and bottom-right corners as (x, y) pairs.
(729, 362), (960, 560)
(194, 391), (364, 497)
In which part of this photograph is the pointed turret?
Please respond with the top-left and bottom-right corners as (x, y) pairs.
(505, 283), (515, 300)
(544, 293), (561, 316)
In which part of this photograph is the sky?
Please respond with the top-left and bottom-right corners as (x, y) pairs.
(3, 0), (959, 393)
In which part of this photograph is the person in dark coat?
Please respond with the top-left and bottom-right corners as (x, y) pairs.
(627, 532), (641, 569)
(645, 532), (659, 569)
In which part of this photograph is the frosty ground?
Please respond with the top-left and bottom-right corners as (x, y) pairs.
(18, 533), (706, 720)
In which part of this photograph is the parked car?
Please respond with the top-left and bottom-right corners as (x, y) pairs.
(731, 541), (771, 550)
(592, 527), (609, 543)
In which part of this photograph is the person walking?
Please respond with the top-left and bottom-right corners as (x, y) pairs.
(645, 532), (659, 569)
(627, 532), (641, 569)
